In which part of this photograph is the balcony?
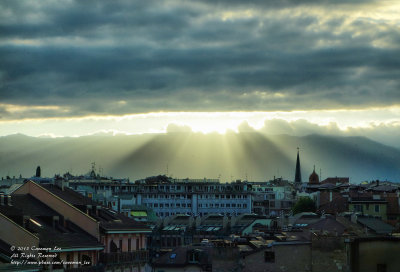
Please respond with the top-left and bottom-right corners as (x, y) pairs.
(99, 250), (149, 265)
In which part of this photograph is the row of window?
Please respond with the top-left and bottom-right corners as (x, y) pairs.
(198, 203), (247, 208)
(147, 203), (248, 209)
(147, 203), (192, 208)
(142, 194), (249, 199)
(155, 211), (243, 217)
(145, 194), (190, 199)
(198, 194), (248, 199)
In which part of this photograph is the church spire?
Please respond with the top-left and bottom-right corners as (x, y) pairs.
(295, 147), (302, 184)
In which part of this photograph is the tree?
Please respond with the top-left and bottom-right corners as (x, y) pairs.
(36, 166), (41, 177)
(292, 197), (316, 215)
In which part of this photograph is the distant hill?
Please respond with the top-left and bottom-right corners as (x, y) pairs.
(0, 133), (399, 183)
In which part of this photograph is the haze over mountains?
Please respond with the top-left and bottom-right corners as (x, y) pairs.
(1, 133), (399, 183)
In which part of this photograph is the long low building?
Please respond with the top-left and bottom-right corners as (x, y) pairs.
(67, 176), (254, 217)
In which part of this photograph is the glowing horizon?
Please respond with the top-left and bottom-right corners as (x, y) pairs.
(0, 108), (399, 148)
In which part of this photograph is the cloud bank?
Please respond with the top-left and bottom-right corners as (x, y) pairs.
(1, 0), (400, 120)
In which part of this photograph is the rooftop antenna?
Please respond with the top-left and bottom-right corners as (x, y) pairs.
(166, 163), (169, 177)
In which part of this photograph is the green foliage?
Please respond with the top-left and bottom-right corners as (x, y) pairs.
(292, 197), (316, 215)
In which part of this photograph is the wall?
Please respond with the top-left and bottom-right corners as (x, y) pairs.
(311, 236), (349, 272)
(104, 233), (147, 253)
(349, 203), (387, 220)
(242, 243), (311, 272)
(0, 212), (39, 256)
(354, 239), (400, 272)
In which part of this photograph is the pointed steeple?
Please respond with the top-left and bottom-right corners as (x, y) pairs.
(295, 147), (302, 184)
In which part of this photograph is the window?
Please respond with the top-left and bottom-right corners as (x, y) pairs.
(128, 238), (131, 252)
(264, 251), (275, 262)
(119, 240), (123, 251)
(354, 204), (363, 213)
(375, 205), (380, 213)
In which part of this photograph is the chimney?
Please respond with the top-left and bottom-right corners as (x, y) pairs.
(351, 213), (358, 224)
(23, 215), (30, 228)
(52, 216), (59, 229)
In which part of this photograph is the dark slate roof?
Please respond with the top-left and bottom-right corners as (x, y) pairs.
(306, 217), (346, 235)
(357, 217), (395, 234)
(27, 217), (103, 250)
(95, 209), (150, 232)
(318, 195), (348, 214)
(318, 183), (339, 190)
(11, 195), (59, 217)
(0, 203), (24, 218)
(1, 194), (103, 251)
(0, 239), (12, 260)
(41, 184), (150, 232)
(152, 246), (212, 269)
(368, 185), (399, 193)
(321, 177), (349, 184)
(41, 184), (99, 206)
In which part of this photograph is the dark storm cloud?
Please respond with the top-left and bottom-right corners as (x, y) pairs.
(0, 0), (399, 119)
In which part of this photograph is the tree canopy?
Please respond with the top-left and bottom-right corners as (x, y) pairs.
(292, 197), (316, 215)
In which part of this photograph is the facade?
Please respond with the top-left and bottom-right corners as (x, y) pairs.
(67, 177), (253, 218)
(349, 197), (388, 221)
(251, 181), (294, 216)
(349, 237), (400, 272)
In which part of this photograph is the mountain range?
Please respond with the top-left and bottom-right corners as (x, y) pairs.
(0, 133), (399, 183)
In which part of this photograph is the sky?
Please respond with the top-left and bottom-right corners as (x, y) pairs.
(1, 0), (400, 147)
